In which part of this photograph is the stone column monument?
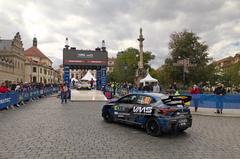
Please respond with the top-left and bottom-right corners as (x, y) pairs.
(135, 28), (146, 86)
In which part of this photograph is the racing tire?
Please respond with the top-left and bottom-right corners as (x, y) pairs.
(146, 117), (162, 137)
(102, 111), (113, 123)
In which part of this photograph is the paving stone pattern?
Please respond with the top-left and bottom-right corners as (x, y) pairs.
(0, 97), (240, 159)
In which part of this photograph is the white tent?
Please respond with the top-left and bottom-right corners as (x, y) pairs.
(81, 71), (96, 81)
(71, 78), (78, 82)
(140, 73), (158, 86)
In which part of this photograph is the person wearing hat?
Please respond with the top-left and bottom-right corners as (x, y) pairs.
(213, 83), (226, 114)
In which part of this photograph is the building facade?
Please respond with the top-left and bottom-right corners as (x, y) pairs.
(213, 53), (240, 71)
(24, 37), (60, 84)
(107, 57), (115, 73)
(0, 32), (25, 83)
(214, 52), (240, 68)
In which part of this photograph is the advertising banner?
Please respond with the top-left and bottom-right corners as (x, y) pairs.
(63, 50), (108, 66)
(101, 67), (107, 88)
(64, 66), (70, 84)
(96, 69), (102, 90)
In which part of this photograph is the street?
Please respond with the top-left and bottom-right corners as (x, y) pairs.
(0, 96), (240, 159)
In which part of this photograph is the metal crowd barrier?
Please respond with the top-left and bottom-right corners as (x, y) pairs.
(187, 94), (240, 109)
(0, 87), (59, 109)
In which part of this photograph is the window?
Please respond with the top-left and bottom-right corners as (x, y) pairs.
(44, 69), (47, 75)
(136, 95), (153, 105)
(33, 67), (37, 73)
(118, 95), (137, 104)
(32, 76), (37, 83)
(40, 68), (42, 74)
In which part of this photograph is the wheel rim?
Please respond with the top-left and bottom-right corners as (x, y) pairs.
(105, 113), (109, 119)
(147, 119), (160, 135)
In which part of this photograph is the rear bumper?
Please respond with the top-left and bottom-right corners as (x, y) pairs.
(157, 116), (192, 132)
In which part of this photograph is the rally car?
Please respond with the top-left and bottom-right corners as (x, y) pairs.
(76, 81), (91, 90)
(102, 93), (192, 136)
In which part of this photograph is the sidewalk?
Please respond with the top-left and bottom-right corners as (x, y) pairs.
(190, 107), (240, 118)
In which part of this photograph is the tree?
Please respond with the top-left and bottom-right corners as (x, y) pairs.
(109, 47), (155, 83)
(160, 30), (214, 87)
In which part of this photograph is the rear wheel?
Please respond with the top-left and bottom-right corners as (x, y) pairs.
(146, 117), (161, 137)
(102, 111), (113, 123)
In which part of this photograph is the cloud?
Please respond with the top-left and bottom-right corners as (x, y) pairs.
(0, 0), (240, 68)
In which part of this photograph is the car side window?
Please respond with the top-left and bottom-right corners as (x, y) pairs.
(118, 95), (137, 104)
(136, 95), (153, 105)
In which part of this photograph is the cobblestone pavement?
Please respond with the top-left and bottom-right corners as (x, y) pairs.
(0, 97), (240, 159)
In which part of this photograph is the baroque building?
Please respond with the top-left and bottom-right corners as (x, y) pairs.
(213, 53), (240, 71)
(0, 32), (25, 83)
(24, 37), (60, 83)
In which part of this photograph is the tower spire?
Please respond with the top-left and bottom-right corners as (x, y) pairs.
(101, 40), (106, 51)
(33, 35), (37, 47)
(65, 37), (69, 50)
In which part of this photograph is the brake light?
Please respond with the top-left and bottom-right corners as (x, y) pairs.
(159, 108), (176, 116)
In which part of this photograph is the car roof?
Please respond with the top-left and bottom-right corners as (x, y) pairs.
(129, 93), (169, 101)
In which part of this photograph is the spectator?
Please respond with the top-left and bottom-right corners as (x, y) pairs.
(0, 82), (10, 93)
(90, 78), (94, 89)
(190, 84), (200, 112)
(214, 83), (226, 114)
(60, 83), (68, 104)
(143, 83), (150, 92)
(153, 83), (160, 93)
(171, 82), (177, 91)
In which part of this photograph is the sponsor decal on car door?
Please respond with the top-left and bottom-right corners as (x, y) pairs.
(115, 95), (137, 119)
(133, 95), (153, 115)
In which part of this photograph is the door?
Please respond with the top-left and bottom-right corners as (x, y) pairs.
(133, 95), (154, 118)
(114, 94), (138, 120)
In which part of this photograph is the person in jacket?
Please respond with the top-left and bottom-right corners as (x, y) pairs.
(213, 83), (226, 114)
(60, 83), (68, 104)
(0, 82), (10, 93)
(190, 84), (200, 112)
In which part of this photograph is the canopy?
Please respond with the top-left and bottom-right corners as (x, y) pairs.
(81, 71), (96, 81)
(71, 78), (78, 82)
(140, 73), (158, 85)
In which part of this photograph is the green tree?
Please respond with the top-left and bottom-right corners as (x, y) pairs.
(109, 47), (155, 83)
(160, 30), (214, 87)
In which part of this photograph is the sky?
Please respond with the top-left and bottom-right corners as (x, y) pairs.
(0, 0), (240, 68)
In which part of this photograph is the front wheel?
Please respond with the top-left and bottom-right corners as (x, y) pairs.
(102, 111), (113, 123)
(146, 117), (162, 137)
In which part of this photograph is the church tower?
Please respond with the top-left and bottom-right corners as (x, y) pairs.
(33, 36), (37, 47)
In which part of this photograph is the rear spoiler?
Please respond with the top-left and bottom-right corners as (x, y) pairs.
(161, 95), (192, 106)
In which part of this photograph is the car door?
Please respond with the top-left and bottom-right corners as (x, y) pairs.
(133, 95), (154, 116)
(114, 94), (138, 121)
(125, 95), (156, 124)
